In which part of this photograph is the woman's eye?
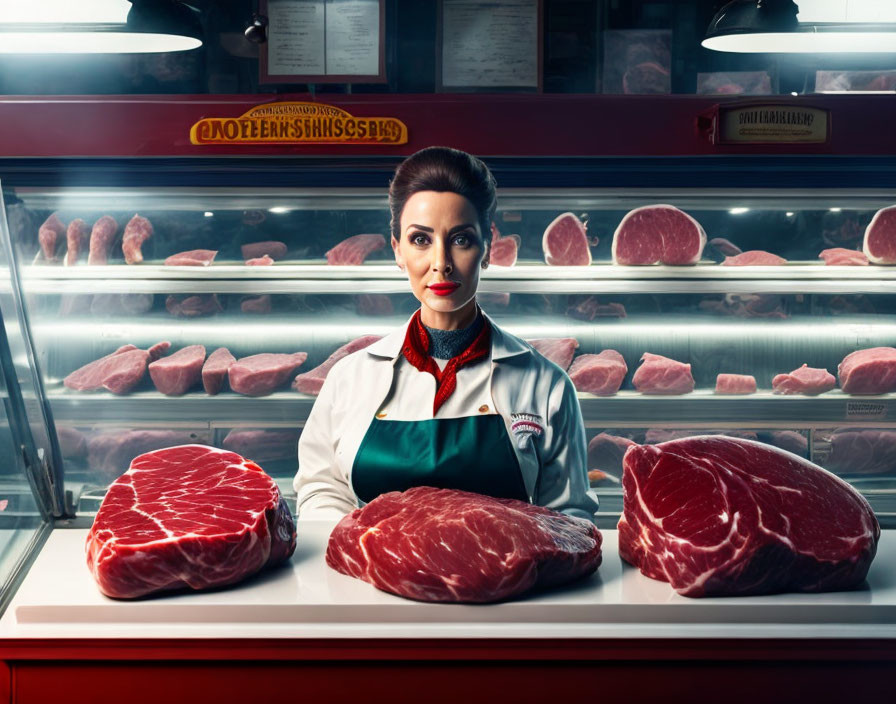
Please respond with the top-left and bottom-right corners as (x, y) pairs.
(410, 233), (429, 246)
(453, 233), (472, 247)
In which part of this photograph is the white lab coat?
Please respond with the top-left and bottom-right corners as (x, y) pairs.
(294, 311), (599, 523)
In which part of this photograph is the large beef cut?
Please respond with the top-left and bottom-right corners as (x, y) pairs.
(64, 342), (170, 394)
(164, 249), (217, 266)
(148, 345), (206, 396)
(632, 353), (694, 394)
(229, 352), (308, 396)
(722, 250), (787, 266)
(611, 205), (706, 266)
(489, 224), (520, 267)
(838, 347), (896, 395)
(819, 248), (869, 266)
(242, 241), (287, 261)
(38, 212), (65, 262)
(87, 429), (207, 479)
(221, 429), (302, 463)
(326, 234), (386, 265)
(86, 445), (296, 599)
(818, 428), (896, 475)
(715, 373), (757, 394)
(64, 219), (89, 266)
(542, 213), (591, 266)
(327, 486), (602, 603)
(772, 364), (835, 395)
(863, 205), (896, 264)
(293, 335), (382, 395)
(87, 215), (119, 265)
(122, 214), (153, 265)
(526, 338), (578, 371)
(567, 350), (627, 395)
(202, 347), (236, 395)
(618, 435), (880, 597)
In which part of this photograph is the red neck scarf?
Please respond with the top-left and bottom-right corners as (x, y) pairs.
(401, 309), (491, 415)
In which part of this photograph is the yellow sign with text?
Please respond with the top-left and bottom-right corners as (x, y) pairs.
(190, 101), (408, 146)
(719, 105), (829, 144)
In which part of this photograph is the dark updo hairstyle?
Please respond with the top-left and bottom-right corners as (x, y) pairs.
(389, 146), (497, 245)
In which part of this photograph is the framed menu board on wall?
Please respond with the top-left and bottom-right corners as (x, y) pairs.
(260, 0), (386, 84)
(437, 0), (543, 92)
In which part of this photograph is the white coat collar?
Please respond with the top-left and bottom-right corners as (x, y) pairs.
(365, 309), (531, 362)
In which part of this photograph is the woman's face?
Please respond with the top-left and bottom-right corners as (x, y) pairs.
(393, 190), (489, 330)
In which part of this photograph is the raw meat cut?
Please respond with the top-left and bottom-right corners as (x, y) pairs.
(526, 338), (579, 371)
(489, 225), (520, 267)
(772, 364), (835, 395)
(148, 345), (206, 396)
(567, 296), (626, 320)
(327, 486), (602, 603)
(165, 294), (222, 318)
(618, 435), (879, 597)
(818, 429), (896, 475)
(64, 219), (89, 266)
(543, 213), (591, 266)
(38, 213), (65, 262)
(88, 430), (207, 478)
(722, 251), (787, 266)
(762, 430), (808, 457)
(863, 205), (896, 264)
(221, 429), (302, 463)
(715, 373), (757, 394)
(88, 215), (119, 265)
(819, 248), (869, 266)
(90, 293), (154, 316)
(86, 444), (296, 599)
(64, 342), (170, 395)
(632, 353), (694, 394)
(838, 347), (896, 395)
(709, 237), (742, 256)
(587, 433), (634, 474)
(122, 214), (153, 265)
(293, 335), (383, 395)
(246, 255), (274, 266)
(164, 249), (217, 266)
(229, 352), (308, 396)
(612, 205), (706, 266)
(356, 293), (393, 316)
(58, 426), (87, 460)
(567, 350), (627, 395)
(326, 234), (386, 265)
(242, 241), (287, 260)
(241, 295), (271, 314)
(202, 347), (236, 395)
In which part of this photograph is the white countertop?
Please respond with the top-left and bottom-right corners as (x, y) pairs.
(1, 522), (894, 640)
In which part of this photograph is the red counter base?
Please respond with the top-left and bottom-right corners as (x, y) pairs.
(0, 638), (894, 704)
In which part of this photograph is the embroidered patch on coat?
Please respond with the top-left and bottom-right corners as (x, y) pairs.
(510, 413), (544, 446)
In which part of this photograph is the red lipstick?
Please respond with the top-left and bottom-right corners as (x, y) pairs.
(428, 282), (460, 296)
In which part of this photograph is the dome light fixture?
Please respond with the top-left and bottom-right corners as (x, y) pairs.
(702, 0), (896, 53)
(0, 0), (203, 54)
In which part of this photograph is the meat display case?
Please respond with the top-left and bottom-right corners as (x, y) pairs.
(0, 95), (893, 702)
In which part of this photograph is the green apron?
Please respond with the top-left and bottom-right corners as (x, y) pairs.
(351, 414), (528, 504)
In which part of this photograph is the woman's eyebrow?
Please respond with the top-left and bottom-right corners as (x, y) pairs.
(406, 224), (433, 232)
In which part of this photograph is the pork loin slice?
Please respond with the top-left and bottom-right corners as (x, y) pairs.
(838, 347), (896, 395)
(618, 435), (880, 597)
(148, 345), (206, 396)
(85, 445), (296, 599)
(632, 352), (694, 394)
(819, 248), (869, 266)
(722, 250), (787, 266)
(526, 338), (579, 372)
(293, 335), (382, 395)
(202, 347), (236, 395)
(326, 486), (602, 603)
(543, 213), (591, 266)
(567, 350), (627, 395)
(612, 204), (706, 266)
(229, 352), (308, 396)
(772, 364), (836, 395)
(64, 342), (170, 394)
(326, 234), (386, 265)
(863, 205), (896, 264)
(164, 249), (217, 266)
(241, 241), (287, 261)
(715, 373), (757, 394)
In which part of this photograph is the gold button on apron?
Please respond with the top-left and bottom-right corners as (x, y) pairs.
(376, 411), (387, 418)
(478, 404), (489, 413)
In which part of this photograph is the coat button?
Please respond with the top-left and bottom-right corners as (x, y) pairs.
(376, 411), (387, 418)
(478, 404), (489, 413)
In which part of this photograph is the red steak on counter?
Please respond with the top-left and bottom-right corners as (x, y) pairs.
(327, 486), (602, 603)
(612, 204), (706, 266)
(86, 445), (296, 599)
(618, 436), (880, 597)
(838, 347), (896, 395)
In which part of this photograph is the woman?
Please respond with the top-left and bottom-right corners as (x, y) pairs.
(294, 146), (598, 523)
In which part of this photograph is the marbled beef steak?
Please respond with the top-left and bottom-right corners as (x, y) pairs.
(86, 445), (296, 599)
(327, 486), (602, 603)
(618, 436), (879, 597)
